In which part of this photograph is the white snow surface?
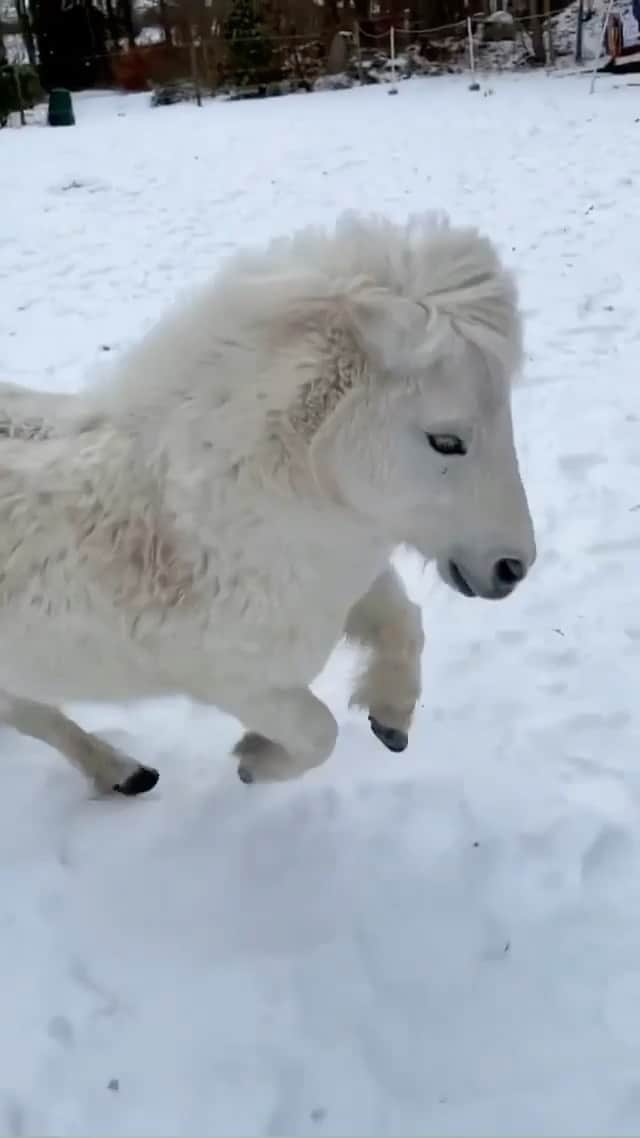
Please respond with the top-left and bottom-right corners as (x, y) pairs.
(1, 74), (640, 1137)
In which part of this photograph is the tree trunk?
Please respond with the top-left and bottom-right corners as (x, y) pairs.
(529, 0), (545, 61)
(322, 0), (340, 45)
(351, 0), (369, 25)
(118, 0), (137, 48)
(158, 0), (173, 43)
(544, 0), (553, 62)
(575, 0), (584, 61)
(15, 0), (37, 65)
(105, 0), (120, 46)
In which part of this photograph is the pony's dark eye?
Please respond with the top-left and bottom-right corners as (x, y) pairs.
(426, 433), (467, 456)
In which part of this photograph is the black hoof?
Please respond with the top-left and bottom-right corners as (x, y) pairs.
(237, 765), (254, 784)
(369, 716), (409, 753)
(114, 765), (160, 796)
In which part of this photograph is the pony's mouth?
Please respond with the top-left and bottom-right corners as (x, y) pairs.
(448, 560), (476, 598)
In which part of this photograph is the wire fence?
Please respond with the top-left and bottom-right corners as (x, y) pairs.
(356, 6), (568, 37)
(2, 2), (599, 105)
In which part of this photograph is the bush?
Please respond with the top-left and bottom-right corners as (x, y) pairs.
(0, 64), (43, 127)
(151, 79), (199, 105)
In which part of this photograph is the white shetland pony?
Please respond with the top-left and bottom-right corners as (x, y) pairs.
(0, 211), (535, 792)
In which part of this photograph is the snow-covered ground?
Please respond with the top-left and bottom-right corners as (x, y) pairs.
(1, 73), (640, 1136)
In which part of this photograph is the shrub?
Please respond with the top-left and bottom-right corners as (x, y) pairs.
(0, 64), (43, 127)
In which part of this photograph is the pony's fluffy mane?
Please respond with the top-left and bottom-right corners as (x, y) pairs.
(217, 210), (523, 382)
(76, 212), (522, 447)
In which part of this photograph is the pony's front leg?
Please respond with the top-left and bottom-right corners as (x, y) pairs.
(233, 687), (338, 784)
(345, 566), (425, 753)
(0, 690), (159, 795)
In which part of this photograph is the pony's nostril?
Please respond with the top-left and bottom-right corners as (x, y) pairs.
(495, 557), (526, 588)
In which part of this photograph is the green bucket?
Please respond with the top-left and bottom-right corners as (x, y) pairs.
(47, 87), (75, 126)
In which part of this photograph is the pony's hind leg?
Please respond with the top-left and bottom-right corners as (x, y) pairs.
(0, 690), (159, 795)
(345, 566), (424, 753)
(232, 686), (338, 784)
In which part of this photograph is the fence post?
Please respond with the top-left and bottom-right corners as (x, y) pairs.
(389, 24), (398, 92)
(589, 0), (615, 92)
(467, 14), (476, 72)
(466, 12), (481, 87)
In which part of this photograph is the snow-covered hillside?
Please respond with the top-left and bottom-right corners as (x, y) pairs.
(1, 73), (640, 1136)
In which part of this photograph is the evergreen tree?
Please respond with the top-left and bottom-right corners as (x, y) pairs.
(223, 0), (272, 84)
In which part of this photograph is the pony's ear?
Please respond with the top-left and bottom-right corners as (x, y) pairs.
(345, 286), (439, 375)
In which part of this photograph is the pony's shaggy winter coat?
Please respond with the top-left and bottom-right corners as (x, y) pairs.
(0, 211), (535, 790)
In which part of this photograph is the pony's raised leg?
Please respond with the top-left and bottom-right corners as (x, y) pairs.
(0, 690), (158, 795)
(345, 566), (424, 752)
(233, 687), (338, 783)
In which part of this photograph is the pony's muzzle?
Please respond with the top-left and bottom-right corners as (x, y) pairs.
(444, 549), (533, 600)
(494, 556), (526, 592)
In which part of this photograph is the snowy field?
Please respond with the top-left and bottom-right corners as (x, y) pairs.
(1, 72), (640, 1137)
